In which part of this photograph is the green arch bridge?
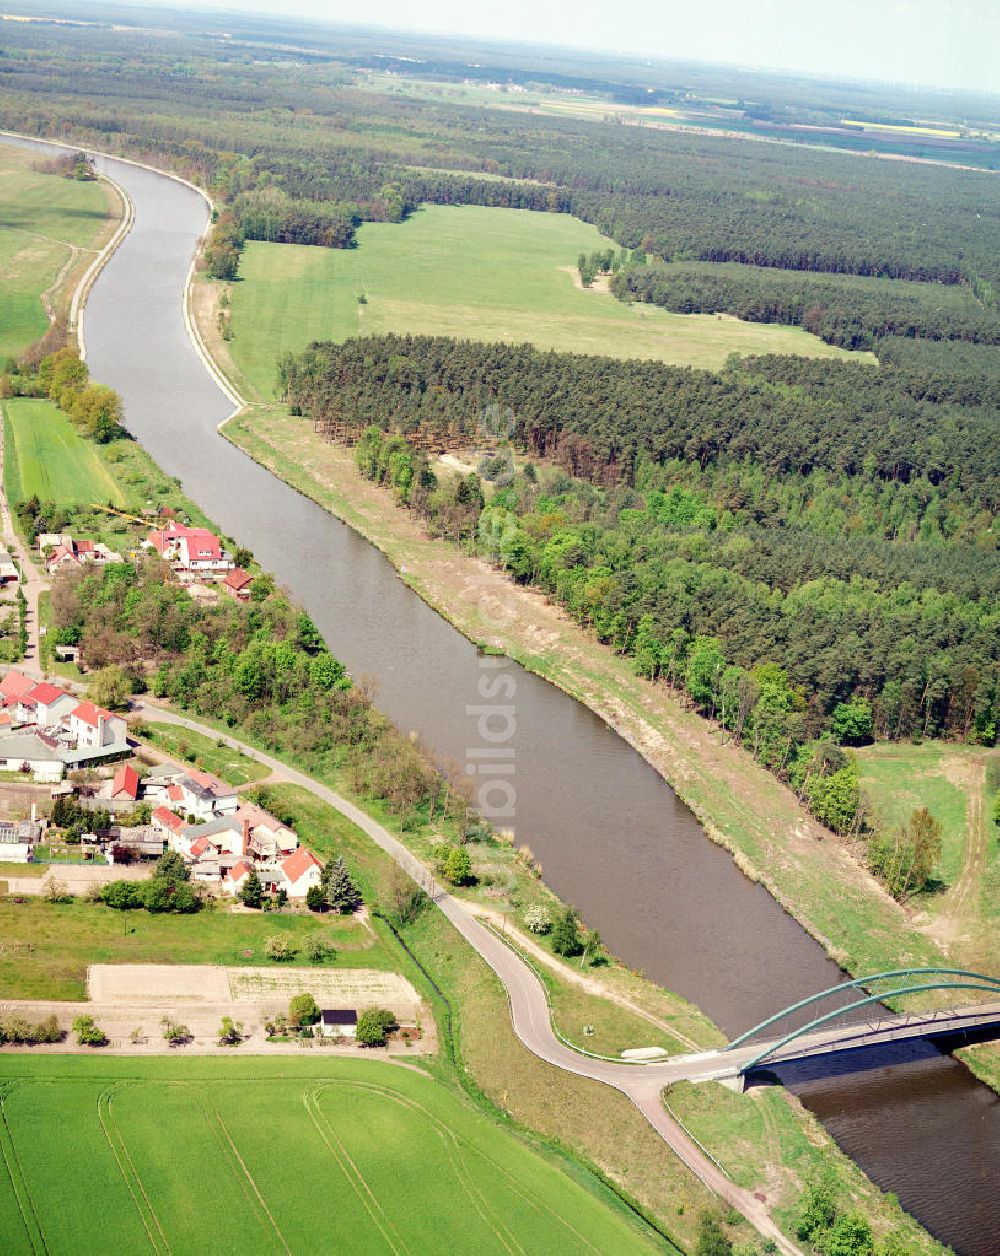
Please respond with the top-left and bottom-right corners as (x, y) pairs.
(723, 968), (1000, 1075)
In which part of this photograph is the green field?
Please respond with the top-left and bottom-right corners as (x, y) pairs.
(0, 142), (114, 360)
(140, 722), (271, 786)
(0, 898), (394, 1001)
(0, 1055), (660, 1255)
(220, 205), (856, 401)
(2, 397), (124, 507)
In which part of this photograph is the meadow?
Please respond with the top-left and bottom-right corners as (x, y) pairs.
(2, 397), (124, 508)
(139, 721), (271, 786)
(0, 1055), (661, 1255)
(219, 205), (854, 401)
(0, 142), (116, 361)
(0, 897), (395, 1001)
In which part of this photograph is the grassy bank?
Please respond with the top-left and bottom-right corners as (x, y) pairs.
(0, 140), (120, 358)
(139, 721), (272, 785)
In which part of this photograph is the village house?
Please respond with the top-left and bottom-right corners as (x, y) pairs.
(0, 817), (45, 862)
(17, 681), (78, 729)
(110, 762), (140, 801)
(38, 535), (123, 573)
(68, 700), (128, 750)
(0, 550), (19, 587)
(151, 804), (187, 842)
(143, 765), (239, 821)
(277, 846), (323, 898)
(222, 568), (254, 601)
(144, 522), (234, 579)
(0, 731), (67, 782)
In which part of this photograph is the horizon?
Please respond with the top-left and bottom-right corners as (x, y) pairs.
(151, 0), (999, 98)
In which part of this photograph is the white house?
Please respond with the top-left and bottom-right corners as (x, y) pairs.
(143, 766), (238, 822)
(68, 701), (128, 749)
(145, 523), (234, 577)
(0, 732), (66, 782)
(0, 551), (18, 587)
(280, 847), (323, 899)
(19, 682), (77, 729)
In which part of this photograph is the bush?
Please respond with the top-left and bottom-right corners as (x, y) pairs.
(305, 884), (326, 912)
(306, 937), (336, 964)
(102, 880), (145, 910)
(72, 1015), (107, 1047)
(217, 1016), (244, 1046)
(523, 904), (552, 934)
(264, 934), (296, 962)
(41, 874), (72, 904)
(356, 1008), (397, 1047)
(288, 993), (320, 1027)
(161, 1016), (191, 1046)
(442, 844), (473, 886)
(551, 907), (583, 957)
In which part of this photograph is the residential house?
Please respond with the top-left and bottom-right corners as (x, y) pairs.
(19, 682), (77, 728)
(280, 847), (323, 899)
(151, 804), (187, 842)
(0, 731), (66, 782)
(225, 859), (253, 895)
(110, 762), (140, 801)
(0, 551), (18, 587)
(222, 568), (254, 601)
(317, 1010), (358, 1039)
(40, 536), (123, 573)
(0, 670), (35, 711)
(143, 765), (238, 822)
(145, 523), (234, 578)
(68, 701), (128, 750)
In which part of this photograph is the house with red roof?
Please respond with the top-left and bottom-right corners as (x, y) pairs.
(68, 701), (128, 750)
(19, 682), (77, 728)
(222, 568), (254, 601)
(225, 859), (252, 894)
(151, 805), (186, 839)
(39, 535), (122, 573)
(145, 522), (234, 578)
(0, 670), (37, 711)
(110, 762), (140, 801)
(280, 847), (323, 899)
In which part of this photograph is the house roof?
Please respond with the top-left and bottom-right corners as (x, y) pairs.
(72, 700), (115, 728)
(281, 847), (322, 882)
(28, 682), (71, 707)
(111, 762), (140, 799)
(0, 731), (65, 762)
(184, 769), (235, 799)
(166, 783), (185, 803)
(0, 671), (35, 704)
(189, 835), (213, 857)
(224, 567), (254, 591)
(146, 524), (223, 562)
(320, 1009), (358, 1026)
(74, 539), (96, 554)
(152, 805), (186, 834)
(228, 859), (251, 881)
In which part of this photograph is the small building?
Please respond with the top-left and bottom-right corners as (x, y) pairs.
(0, 670), (36, 709)
(318, 1009), (358, 1039)
(222, 568), (254, 601)
(107, 825), (165, 861)
(0, 731), (66, 782)
(0, 819), (43, 863)
(151, 804), (187, 841)
(110, 762), (140, 801)
(0, 551), (19, 587)
(20, 682), (77, 728)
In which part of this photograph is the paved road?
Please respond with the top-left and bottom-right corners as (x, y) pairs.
(133, 699), (801, 1252)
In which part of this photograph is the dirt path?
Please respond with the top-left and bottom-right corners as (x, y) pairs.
(933, 753), (991, 963)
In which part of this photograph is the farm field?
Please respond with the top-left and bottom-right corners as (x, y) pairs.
(215, 204), (856, 401)
(856, 742), (999, 969)
(0, 898), (396, 1001)
(0, 1055), (661, 1255)
(0, 141), (117, 360)
(2, 397), (124, 508)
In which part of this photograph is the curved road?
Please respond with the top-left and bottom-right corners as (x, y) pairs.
(134, 700), (799, 1253)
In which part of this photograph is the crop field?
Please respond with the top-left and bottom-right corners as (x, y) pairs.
(0, 898), (393, 1001)
(220, 205), (853, 400)
(2, 397), (124, 507)
(0, 1056), (659, 1255)
(0, 141), (116, 360)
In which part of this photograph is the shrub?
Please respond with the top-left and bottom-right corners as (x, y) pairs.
(551, 907), (583, 957)
(306, 937), (336, 964)
(41, 874), (72, 904)
(72, 1015), (107, 1047)
(288, 993), (320, 1027)
(102, 880), (145, 910)
(264, 934), (296, 962)
(217, 1016), (244, 1046)
(305, 884), (326, 913)
(161, 1016), (191, 1046)
(356, 1008), (397, 1047)
(442, 844), (473, 886)
(523, 904), (552, 934)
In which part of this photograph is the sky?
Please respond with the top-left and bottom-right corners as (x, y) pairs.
(172, 0), (1000, 95)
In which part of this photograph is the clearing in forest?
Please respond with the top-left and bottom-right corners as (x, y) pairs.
(217, 204), (858, 401)
(0, 1055), (661, 1255)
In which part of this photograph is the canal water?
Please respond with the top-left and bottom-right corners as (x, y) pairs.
(10, 138), (995, 1251)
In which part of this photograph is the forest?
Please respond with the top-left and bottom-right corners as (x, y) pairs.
(281, 336), (999, 792)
